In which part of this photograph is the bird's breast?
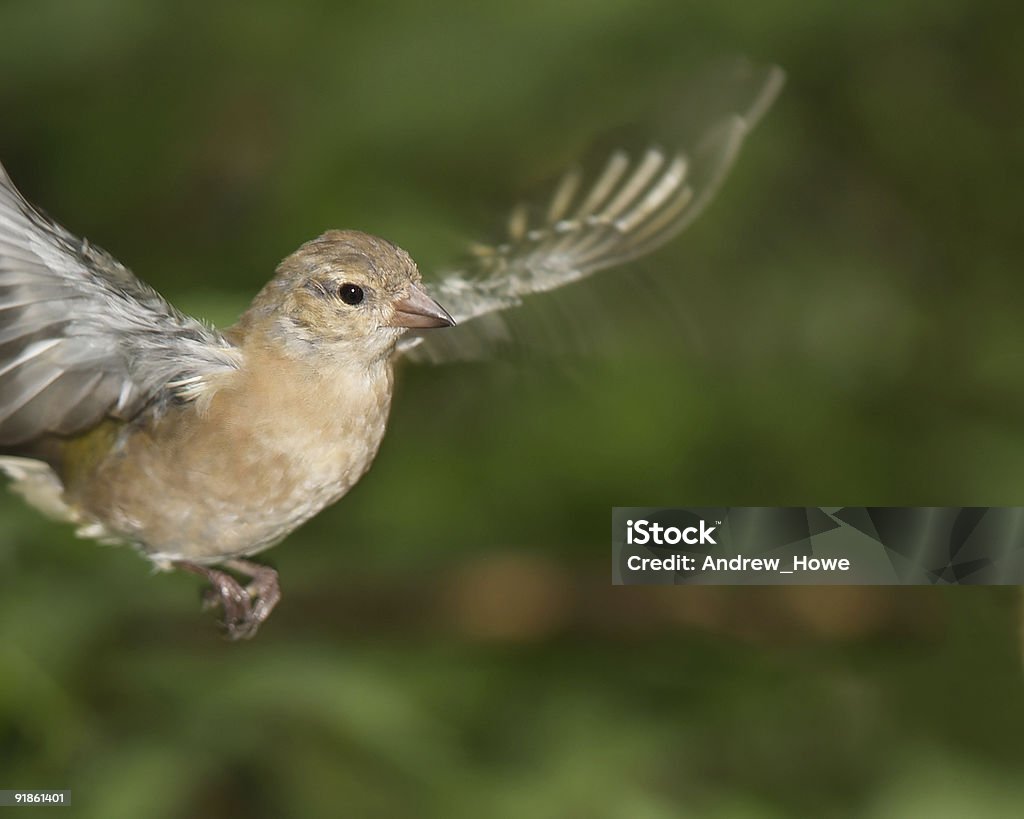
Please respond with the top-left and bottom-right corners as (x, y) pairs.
(73, 355), (396, 563)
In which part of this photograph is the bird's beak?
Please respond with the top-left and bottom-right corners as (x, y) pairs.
(388, 283), (455, 329)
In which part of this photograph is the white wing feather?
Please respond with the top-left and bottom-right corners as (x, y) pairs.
(400, 63), (784, 363)
(0, 165), (241, 445)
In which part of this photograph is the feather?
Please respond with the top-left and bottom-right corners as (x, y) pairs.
(0, 164), (243, 445)
(400, 62), (784, 364)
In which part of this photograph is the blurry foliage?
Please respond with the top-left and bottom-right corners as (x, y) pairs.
(2, 0), (1024, 817)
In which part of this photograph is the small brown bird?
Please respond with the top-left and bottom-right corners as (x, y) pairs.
(0, 64), (782, 638)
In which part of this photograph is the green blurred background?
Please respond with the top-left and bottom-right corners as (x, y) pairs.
(2, 1), (1024, 816)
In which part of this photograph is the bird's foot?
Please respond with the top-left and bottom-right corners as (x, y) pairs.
(224, 559), (281, 635)
(175, 560), (280, 640)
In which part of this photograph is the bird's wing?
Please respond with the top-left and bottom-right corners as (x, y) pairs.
(0, 164), (241, 445)
(399, 62), (784, 364)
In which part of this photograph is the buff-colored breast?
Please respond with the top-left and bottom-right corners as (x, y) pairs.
(68, 347), (395, 565)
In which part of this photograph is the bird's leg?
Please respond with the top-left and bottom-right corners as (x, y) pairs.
(222, 559), (281, 637)
(175, 560), (255, 639)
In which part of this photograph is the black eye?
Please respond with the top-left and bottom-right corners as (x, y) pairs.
(339, 283), (364, 305)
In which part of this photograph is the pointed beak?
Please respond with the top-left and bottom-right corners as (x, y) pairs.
(388, 283), (455, 329)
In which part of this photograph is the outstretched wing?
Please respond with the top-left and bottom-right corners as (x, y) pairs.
(0, 164), (241, 446)
(400, 62), (784, 363)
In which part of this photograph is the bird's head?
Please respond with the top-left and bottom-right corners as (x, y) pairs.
(236, 230), (453, 363)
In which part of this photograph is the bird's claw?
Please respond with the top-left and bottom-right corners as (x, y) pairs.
(177, 560), (281, 640)
(197, 572), (251, 637)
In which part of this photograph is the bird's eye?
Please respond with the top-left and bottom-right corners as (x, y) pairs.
(339, 283), (364, 305)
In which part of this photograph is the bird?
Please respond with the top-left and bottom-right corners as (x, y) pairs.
(0, 63), (783, 638)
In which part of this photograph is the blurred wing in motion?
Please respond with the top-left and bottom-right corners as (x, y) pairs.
(0, 165), (241, 446)
(400, 61), (784, 364)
